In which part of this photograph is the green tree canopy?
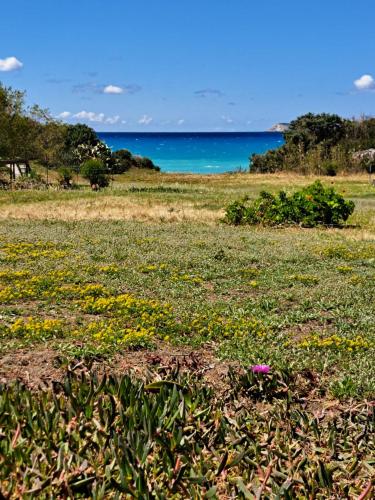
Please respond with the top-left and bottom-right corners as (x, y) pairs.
(0, 84), (39, 159)
(0, 83), (161, 177)
(250, 112), (375, 174)
(284, 113), (349, 153)
(63, 124), (99, 150)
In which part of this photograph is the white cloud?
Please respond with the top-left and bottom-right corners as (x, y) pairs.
(177, 119), (185, 125)
(121, 120), (127, 124)
(221, 115), (233, 124)
(103, 84), (124, 94)
(354, 74), (375, 90)
(138, 114), (153, 125)
(0, 56), (23, 72)
(57, 111), (71, 119)
(73, 110), (121, 124)
(105, 115), (120, 125)
(73, 111), (105, 122)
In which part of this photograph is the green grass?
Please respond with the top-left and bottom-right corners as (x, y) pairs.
(0, 214), (373, 394)
(0, 171), (374, 497)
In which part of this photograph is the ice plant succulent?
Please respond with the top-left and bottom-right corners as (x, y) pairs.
(251, 364), (271, 374)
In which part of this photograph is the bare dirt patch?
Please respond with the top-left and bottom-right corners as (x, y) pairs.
(0, 347), (65, 389)
(284, 317), (337, 343)
(0, 343), (235, 392)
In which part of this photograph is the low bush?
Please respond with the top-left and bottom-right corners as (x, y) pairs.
(321, 160), (338, 176)
(111, 149), (133, 173)
(134, 155), (160, 171)
(80, 159), (109, 189)
(57, 166), (74, 188)
(224, 181), (355, 227)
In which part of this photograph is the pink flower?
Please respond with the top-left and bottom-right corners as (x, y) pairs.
(251, 364), (271, 374)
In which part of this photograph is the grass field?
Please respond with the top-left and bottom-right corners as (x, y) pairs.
(0, 172), (374, 498)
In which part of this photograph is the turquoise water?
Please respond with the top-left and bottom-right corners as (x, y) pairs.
(98, 132), (284, 174)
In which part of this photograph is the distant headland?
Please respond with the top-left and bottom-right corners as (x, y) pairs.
(269, 123), (290, 132)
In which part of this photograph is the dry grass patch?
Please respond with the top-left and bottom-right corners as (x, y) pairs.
(115, 170), (369, 188)
(0, 196), (223, 222)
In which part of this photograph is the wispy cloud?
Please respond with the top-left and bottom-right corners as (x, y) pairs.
(56, 111), (71, 119)
(0, 56), (23, 72)
(177, 119), (185, 125)
(354, 74), (375, 91)
(72, 83), (98, 94)
(138, 114), (153, 125)
(103, 85), (123, 94)
(194, 88), (224, 98)
(73, 82), (142, 95)
(105, 115), (120, 124)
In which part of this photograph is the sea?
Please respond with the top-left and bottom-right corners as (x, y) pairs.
(98, 132), (284, 174)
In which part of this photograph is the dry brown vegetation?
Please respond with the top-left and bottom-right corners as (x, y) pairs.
(0, 197), (223, 222)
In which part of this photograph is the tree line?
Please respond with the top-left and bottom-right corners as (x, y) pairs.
(251, 113), (375, 175)
(0, 83), (159, 188)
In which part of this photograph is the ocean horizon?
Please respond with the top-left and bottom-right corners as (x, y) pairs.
(98, 132), (284, 174)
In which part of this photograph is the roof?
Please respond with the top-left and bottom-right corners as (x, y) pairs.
(352, 149), (375, 160)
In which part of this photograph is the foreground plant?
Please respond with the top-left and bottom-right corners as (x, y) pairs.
(0, 367), (373, 498)
(224, 181), (355, 227)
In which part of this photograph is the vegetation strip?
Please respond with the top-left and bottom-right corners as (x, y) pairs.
(0, 367), (373, 498)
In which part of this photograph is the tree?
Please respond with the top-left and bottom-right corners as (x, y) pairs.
(31, 107), (66, 169)
(60, 124), (101, 167)
(80, 159), (109, 189)
(0, 84), (40, 160)
(284, 113), (348, 153)
(112, 149), (133, 173)
(74, 142), (113, 168)
(0, 83), (161, 180)
(250, 112), (361, 174)
(63, 124), (99, 150)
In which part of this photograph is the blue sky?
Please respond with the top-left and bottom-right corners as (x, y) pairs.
(1, 0), (375, 131)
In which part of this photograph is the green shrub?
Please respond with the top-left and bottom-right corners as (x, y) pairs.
(111, 150), (160, 173)
(80, 159), (109, 189)
(224, 181), (355, 227)
(112, 149), (133, 173)
(321, 160), (337, 176)
(251, 146), (287, 173)
(57, 166), (74, 188)
(134, 155), (160, 171)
